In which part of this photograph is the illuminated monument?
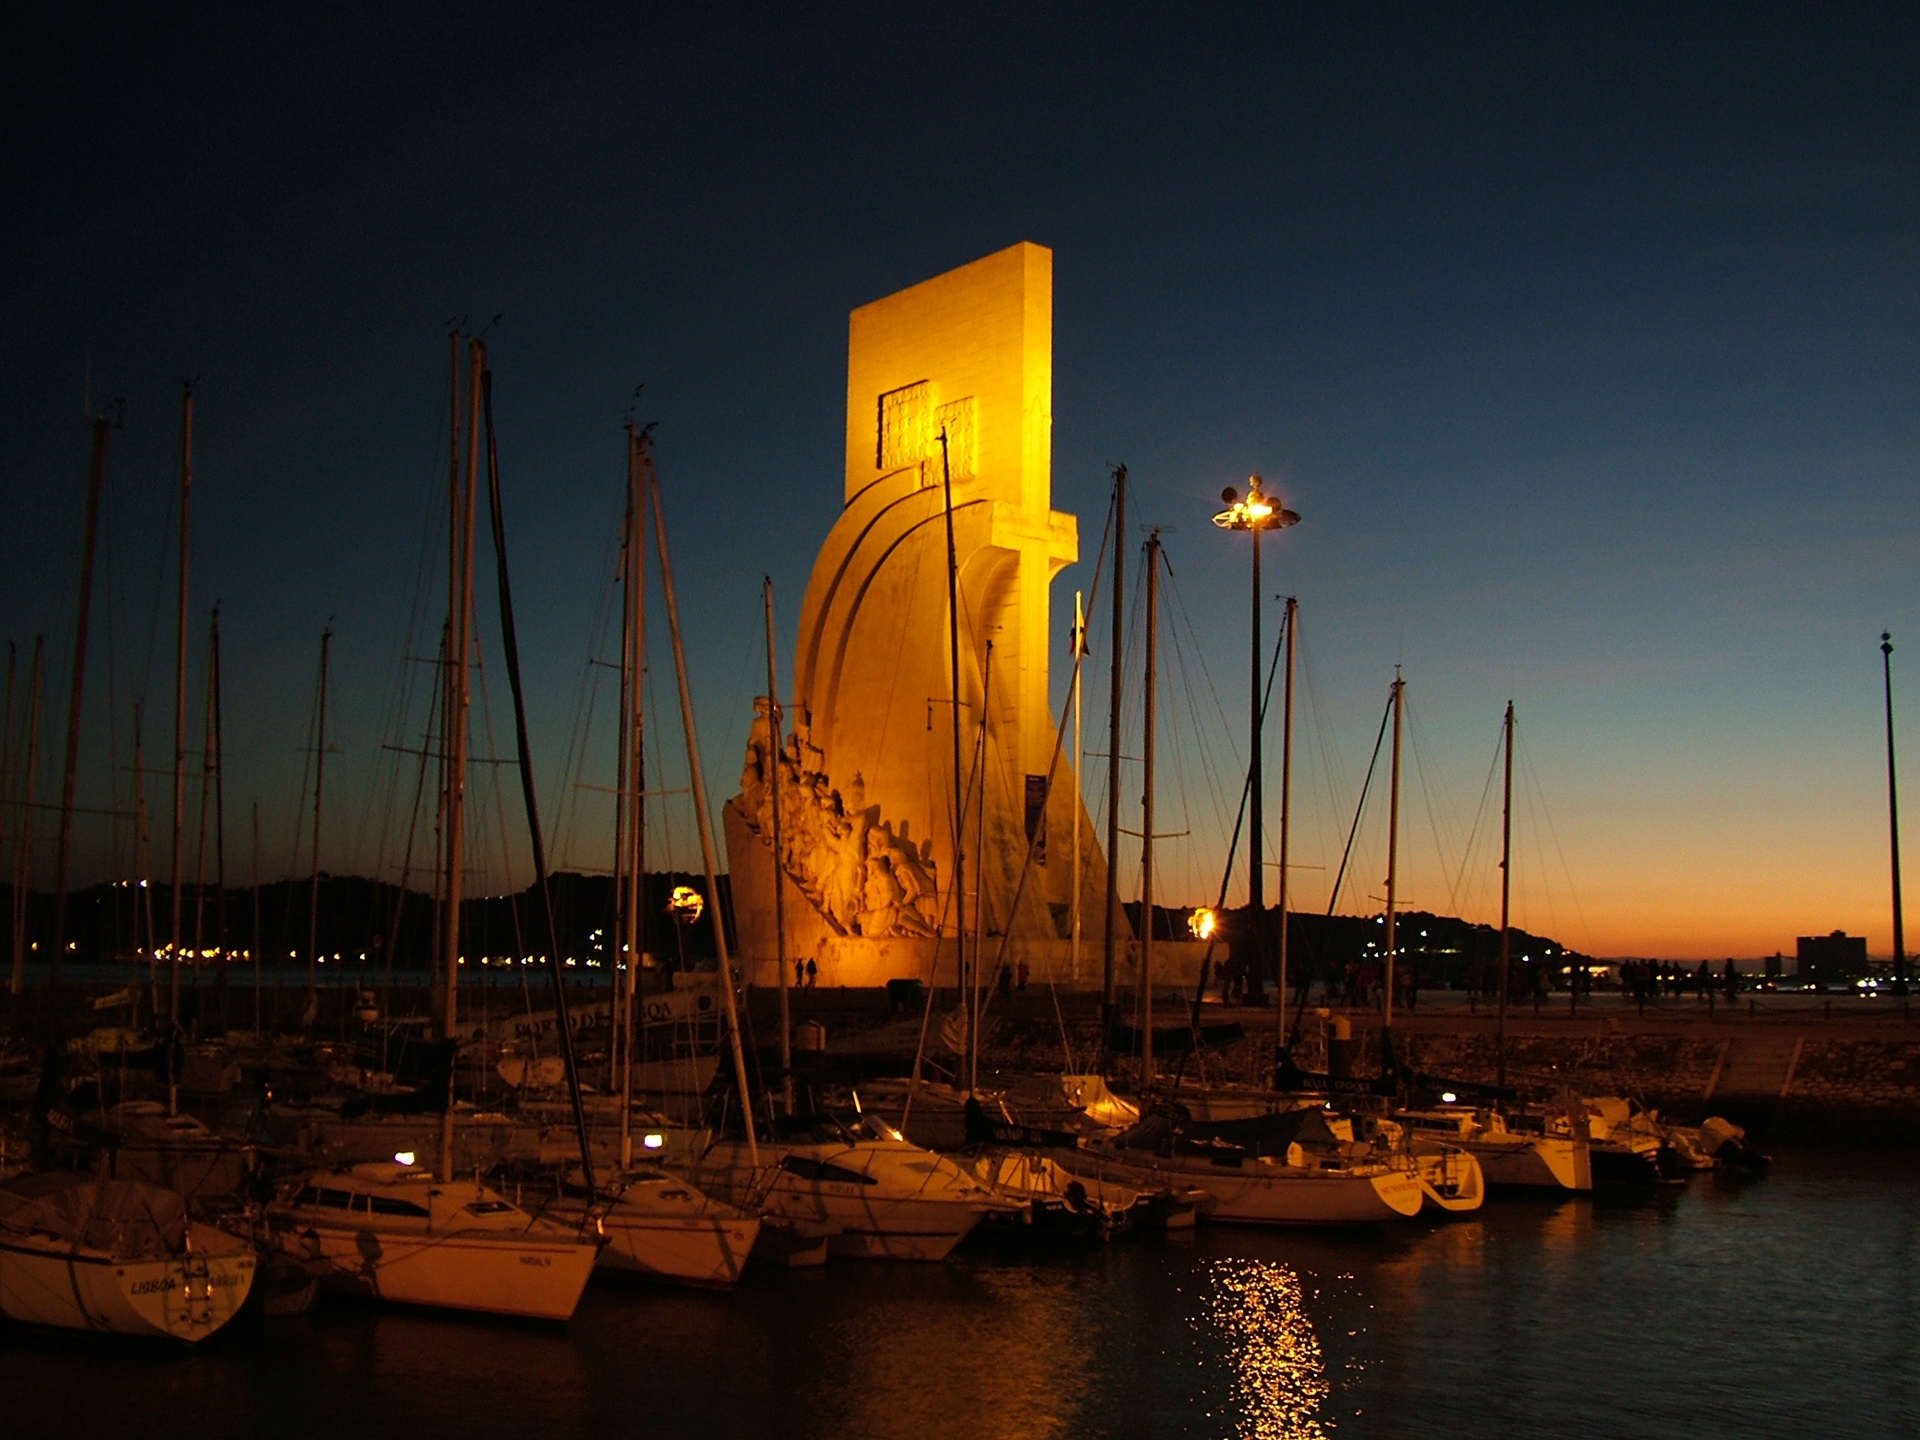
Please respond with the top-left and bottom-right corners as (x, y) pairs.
(725, 242), (1118, 985)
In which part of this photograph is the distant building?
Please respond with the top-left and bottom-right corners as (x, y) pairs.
(1796, 930), (1866, 983)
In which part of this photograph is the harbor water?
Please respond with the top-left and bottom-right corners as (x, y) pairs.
(3, 1150), (1913, 1438)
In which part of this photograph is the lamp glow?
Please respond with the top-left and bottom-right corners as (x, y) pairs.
(667, 886), (706, 924)
(1189, 907), (1218, 941)
(393, 1151), (416, 1166)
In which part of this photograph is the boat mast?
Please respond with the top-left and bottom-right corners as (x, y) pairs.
(762, 575), (793, 1116)
(440, 335), (481, 1183)
(1070, 590), (1085, 983)
(643, 437), (759, 1162)
(1496, 700), (1514, 1095)
(1275, 595), (1296, 1058)
(251, 801), (262, 1034)
(939, 430), (968, 1046)
(191, 612), (218, 1022)
(1883, 633), (1906, 994)
(1141, 528), (1161, 1085)
(10, 639), (43, 998)
(51, 418), (109, 1004)
(1382, 672), (1403, 1058)
(210, 608), (227, 999)
(478, 357), (596, 1191)
(617, 424), (648, 1163)
(971, 642), (992, 1094)
(1104, 466), (1126, 1026)
(0, 647), (13, 998)
(303, 626), (331, 1027)
(167, 390), (192, 1045)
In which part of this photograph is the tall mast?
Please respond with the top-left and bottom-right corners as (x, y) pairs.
(1496, 700), (1514, 1095)
(1883, 634), (1906, 994)
(762, 575), (792, 1116)
(304, 626), (331, 1024)
(1275, 596), (1296, 1057)
(168, 388), (192, 1034)
(191, 612), (219, 993)
(1104, 466), (1126, 1022)
(939, 430), (967, 1025)
(1141, 529), (1161, 1085)
(8, 639), (42, 997)
(0, 646), (14, 999)
(251, 801), (262, 1034)
(617, 425), (649, 1163)
(210, 609), (227, 988)
(1070, 590), (1085, 983)
(440, 335), (481, 1183)
(51, 418), (109, 1001)
(971, 643), (992, 1094)
(479, 357), (596, 1192)
(644, 437), (758, 1161)
(1382, 672), (1403, 1050)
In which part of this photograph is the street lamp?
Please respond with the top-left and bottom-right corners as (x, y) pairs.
(1211, 475), (1300, 940)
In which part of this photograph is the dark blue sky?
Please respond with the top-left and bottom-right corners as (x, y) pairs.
(4, 4), (1917, 955)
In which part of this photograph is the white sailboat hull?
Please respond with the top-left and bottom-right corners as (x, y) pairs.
(1075, 1152), (1425, 1225)
(542, 1192), (759, 1290)
(267, 1216), (597, 1321)
(0, 1225), (254, 1341)
(692, 1139), (1001, 1262)
(1466, 1135), (1592, 1192)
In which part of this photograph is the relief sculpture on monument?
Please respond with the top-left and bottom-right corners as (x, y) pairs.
(735, 702), (939, 940)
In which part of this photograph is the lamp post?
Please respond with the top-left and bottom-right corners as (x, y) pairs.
(1212, 475), (1299, 994)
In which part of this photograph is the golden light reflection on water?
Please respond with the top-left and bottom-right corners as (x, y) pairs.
(1199, 1259), (1331, 1440)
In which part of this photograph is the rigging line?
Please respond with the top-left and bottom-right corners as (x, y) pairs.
(1159, 555), (1245, 827)
(1035, 482), (1118, 1070)
(1157, 563), (1240, 896)
(1167, 599), (1294, 1077)
(967, 493), (1122, 1012)
(1449, 719), (1508, 922)
(1328, 688), (1395, 917)
(1517, 730), (1596, 957)
(1295, 618), (1350, 908)
(481, 361), (595, 1189)
(1402, 694), (1466, 915)
(550, 520), (622, 874)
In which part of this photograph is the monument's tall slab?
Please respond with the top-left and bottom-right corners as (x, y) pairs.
(726, 243), (1118, 985)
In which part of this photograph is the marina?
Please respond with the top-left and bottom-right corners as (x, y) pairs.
(0, 1148), (1912, 1439)
(5, 9), (1920, 1434)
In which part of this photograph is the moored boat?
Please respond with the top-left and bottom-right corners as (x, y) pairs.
(538, 1167), (760, 1289)
(0, 1173), (255, 1341)
(686, 1115), (1017, 1261)
(264, 1159), (599, 1321)
(1076, 1104), (1424, 1226)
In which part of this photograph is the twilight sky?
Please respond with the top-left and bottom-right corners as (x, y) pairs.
(2, 4), (1916, 959)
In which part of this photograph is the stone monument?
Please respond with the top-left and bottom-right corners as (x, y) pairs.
(724, 242), (1121, 986)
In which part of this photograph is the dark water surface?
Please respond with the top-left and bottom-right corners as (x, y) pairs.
(6, 1153), (1915, 1439)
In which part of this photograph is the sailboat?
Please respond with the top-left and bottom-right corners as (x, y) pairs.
(0, 1172), (256, 1341)
(0, 409), (258, 1341)
(534, 425), (760, 1290)
(1392, 702), (1594, 1193)
(264, 338), (598, 1321)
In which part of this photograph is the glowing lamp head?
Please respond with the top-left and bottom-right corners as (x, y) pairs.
(642, 1133), (665, 1151)
(393, 1151), (417, 1167)
(1188, 907), (1218, 941)
(667, 886), (706, 924)
(1211, 473), (1300, 533)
